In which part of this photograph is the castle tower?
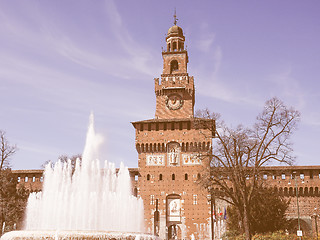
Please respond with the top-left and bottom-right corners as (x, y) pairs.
(155, 18), (194, 119)
(132, 17), (215, 240)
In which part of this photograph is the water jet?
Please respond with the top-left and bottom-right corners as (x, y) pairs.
(1, 114), (157, 240)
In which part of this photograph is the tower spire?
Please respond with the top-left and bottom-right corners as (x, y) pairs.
(173, 8), (178, 25)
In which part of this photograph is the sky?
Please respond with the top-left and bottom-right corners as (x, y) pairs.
(0, 0), (319, 170)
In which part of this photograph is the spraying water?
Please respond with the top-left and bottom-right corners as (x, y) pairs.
(24, 113), (144, 233)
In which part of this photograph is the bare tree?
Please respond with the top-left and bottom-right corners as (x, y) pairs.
(196, 98), (300, 240)
(0, 130), (17, 171)
(41, 154), (82, 173)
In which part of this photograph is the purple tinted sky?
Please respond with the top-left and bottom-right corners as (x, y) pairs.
(0, 0), (319, 170)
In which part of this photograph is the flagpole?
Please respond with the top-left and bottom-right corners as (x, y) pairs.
(210, 194), (215, 240)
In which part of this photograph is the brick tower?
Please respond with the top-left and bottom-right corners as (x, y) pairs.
(132, 17), (214, 240)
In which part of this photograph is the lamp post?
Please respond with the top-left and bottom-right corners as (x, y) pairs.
(293, 171), (302, 239)
(207, 191), (215, 240)
(313, 208), (319, 240)
(154, 199), (160, 237)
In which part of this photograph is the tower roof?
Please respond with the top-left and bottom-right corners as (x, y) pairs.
(167, 25), (184, 38)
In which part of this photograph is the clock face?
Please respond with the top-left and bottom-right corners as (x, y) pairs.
(166, 94), (183, 110)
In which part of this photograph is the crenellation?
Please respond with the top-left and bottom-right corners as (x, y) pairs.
(10, 18), (320, 240)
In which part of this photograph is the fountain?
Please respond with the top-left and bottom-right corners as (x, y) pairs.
(1, 114), (157, 240)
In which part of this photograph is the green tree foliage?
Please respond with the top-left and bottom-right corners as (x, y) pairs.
(224, 231), (314, 240)
(0, 168), (29, 234)
(227, 187), (290, 235)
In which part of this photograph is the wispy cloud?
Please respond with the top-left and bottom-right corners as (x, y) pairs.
(268, 66), (306, 110)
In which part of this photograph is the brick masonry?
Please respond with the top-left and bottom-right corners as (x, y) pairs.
(12, 22), (320, 239)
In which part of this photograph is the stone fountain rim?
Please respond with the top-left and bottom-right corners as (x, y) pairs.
(1, 230), (158, 240)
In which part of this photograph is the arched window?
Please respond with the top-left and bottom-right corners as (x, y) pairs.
(310, 187), (314, 196)
(172, 174), (175, 180)
(185, 173), (188, 180)
(289, 187), (293, 196)
(173, 42), (177, 51)
(170, 60), (178, 73)
(147, 174), (150, 181)
(159, 174), (163, 181)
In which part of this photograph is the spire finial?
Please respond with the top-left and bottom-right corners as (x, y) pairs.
(174, 8), (178, 25)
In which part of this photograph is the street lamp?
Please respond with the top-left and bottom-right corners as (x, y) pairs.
(293, 171), (302, 239)
(312, 208), (319, 240)
(207, 190), (215, 240)
(154, 199), (159, 237)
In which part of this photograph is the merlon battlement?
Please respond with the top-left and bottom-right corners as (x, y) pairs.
(154, 75), (194, 91)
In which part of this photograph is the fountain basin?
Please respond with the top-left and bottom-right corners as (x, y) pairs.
(0, 230), (159, 240)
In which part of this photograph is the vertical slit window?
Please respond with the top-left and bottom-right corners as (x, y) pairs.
(193, 195), (197, 205)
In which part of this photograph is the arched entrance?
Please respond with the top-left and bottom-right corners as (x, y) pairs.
(288, 218), (312, 235)
(168, 224), (181, 240)
(166, 194), (182, 239)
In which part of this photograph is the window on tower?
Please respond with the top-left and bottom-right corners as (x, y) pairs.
(173, 42), (177, 51)
(193, 194), (197, 205)
(170, 60), (178, 73)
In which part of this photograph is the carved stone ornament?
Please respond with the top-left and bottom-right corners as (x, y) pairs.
(165, 94), (183, 110)
(146, 154), (165, 166)
(167, 142), (180, 166)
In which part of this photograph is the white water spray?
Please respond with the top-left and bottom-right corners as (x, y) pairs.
(24, 114), (144, 233)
